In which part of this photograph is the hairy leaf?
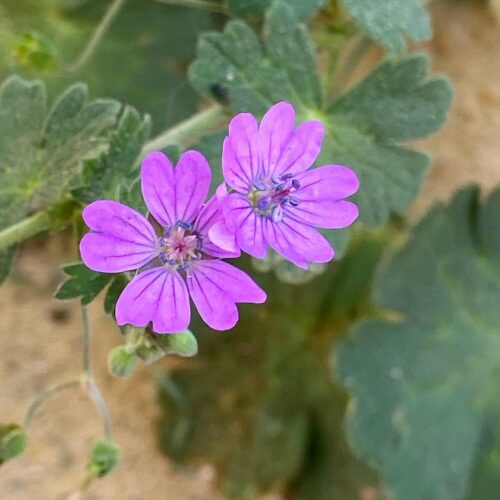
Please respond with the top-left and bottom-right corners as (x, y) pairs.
(336, 186), (500, 500)
(72, 106), (150, 203)
(340, 0), (432, 53)
(55, 262), (112, 305)
(0, 76), (119, 227)
(326, 55), (453, 226)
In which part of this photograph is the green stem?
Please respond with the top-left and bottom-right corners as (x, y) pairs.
(81, 304), (114, 441)
(0, 210), (51, 252)
(152, 0), (228, 14)
(141, 104), (226, 157)
(67, 0), (127, 73)
(23, 379), (80, 431)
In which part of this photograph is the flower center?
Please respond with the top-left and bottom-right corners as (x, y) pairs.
(158, 221), (202, 271)
(248, 173), (301, 222)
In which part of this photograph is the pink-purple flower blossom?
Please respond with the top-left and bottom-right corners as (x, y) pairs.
(80, 151), (266, 333)
(214, 101), (359, 269)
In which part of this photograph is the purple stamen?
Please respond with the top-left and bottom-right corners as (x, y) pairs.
(288, 196), (300, 207)
(292, 179), (300, 190)
(280, 173), (293, 181)
(177, 220), (193, 231)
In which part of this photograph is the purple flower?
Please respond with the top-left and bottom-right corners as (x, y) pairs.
(80, 151), (266, 333)
(214, 102), (359, 269)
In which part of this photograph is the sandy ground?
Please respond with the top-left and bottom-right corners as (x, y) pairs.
(1, 2), (500, 499)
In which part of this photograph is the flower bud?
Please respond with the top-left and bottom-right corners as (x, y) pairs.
(107, 345), (137, 378)
(0, 423), (27, 465)
(87, 440), (119, 478)
(164, 330), (198, 357)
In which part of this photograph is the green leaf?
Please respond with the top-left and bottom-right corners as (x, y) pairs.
(336, 186), (500, 500)
(339, 0), (432, 53)
(158, 233), (387, 498)
(190, 1), (322, 115)
(228, 0), (325, 21)
(327, 55), (453, 226)
(0, 423), (27, 465)
(0, 76), (119, 228)
(189, 5), (452, 257)
(104, 274), (128, 316)
(55, 262), (112, 305)
(72, 106), (151, 204)
(87, 440), (120, 478)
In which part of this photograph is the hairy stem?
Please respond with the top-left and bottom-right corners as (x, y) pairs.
(153, 0), (228, 14)
(0, 211), (51, 252)
(81, 304), (114, 441)
(141, 104), (226, 157)
(67, 0), (127, 73)
(23, 379), (80, 431)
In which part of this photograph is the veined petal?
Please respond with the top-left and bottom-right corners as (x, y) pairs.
(141, 151), (176, 228)
(80, 200), (157, 273)
(296, 165), (360, 201)
(275, 120), (325, 176)
(221, 194), (267, 258)
(264, 218), (334, 268)
(187, 268), (238, 331)
(285, 200), (359, 229)
(223, 112), (259, 192)
(258, 102), (295, 177)
(115, 267), (190, 333)
(174, 150), (211, 223)
(192, 260), (266, 303)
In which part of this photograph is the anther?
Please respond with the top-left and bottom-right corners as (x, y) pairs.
(288, 196), (300, 207)
(176, 220), (193, 231)
(292, 179), (300, 190)
(280, 173), (293, 181)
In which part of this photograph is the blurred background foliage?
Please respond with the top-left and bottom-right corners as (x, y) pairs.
(0, 0), (221, 133)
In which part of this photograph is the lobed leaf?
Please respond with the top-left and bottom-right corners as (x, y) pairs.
(72, 105), (151, 204)
(339, 0), (432, 53)
(55, 262), (112, 305)
(336, 186), (500, 500)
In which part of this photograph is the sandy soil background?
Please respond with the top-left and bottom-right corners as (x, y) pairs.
(1, 2), (500, 499)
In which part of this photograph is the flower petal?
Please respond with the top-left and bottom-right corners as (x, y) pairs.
(296, 165), (359, 201)
(275, 120), (325, 176)
(115, 267), (190, 333)
(221, 194), (267, 258)
(194, 194), (240, 258)
(141, 151), (176, 228)
(174, 150), (211, 223)
(223, 112), (259, 192)
(258, 101), (295, 177)
(80, 200), (157, 273)
(187, 269), (238, 331)
(192, 260), (266, 303)
(285, 200), (359, 229)
(264, 219), (334, 268)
